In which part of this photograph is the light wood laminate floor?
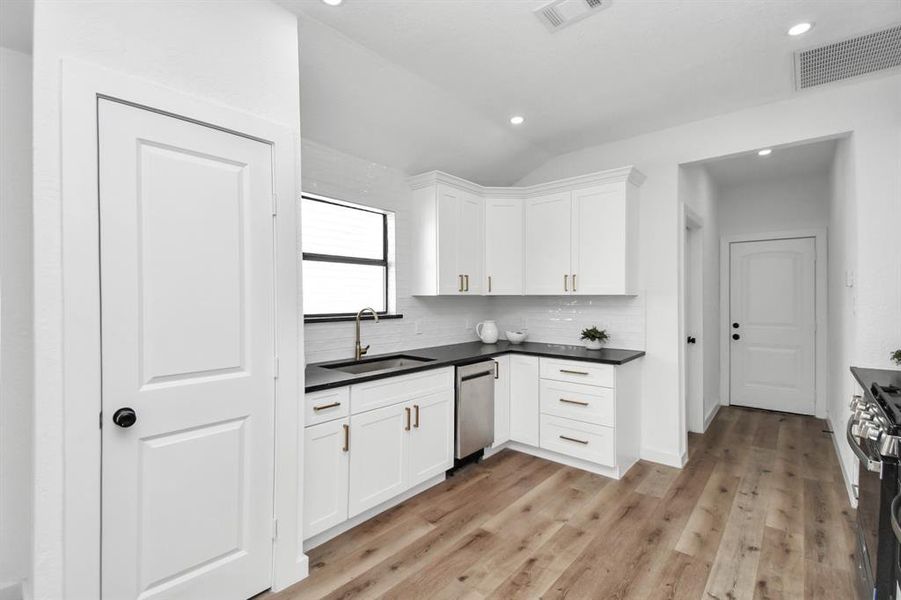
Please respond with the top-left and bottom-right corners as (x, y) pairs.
(269, 406), (856, 599)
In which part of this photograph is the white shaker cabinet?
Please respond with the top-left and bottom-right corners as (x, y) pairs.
(347, 402), (409, 518)
(524, 192), (572, 295)
(492, 356), (511, 447)
(509, 355), (540, 445)
(484, 198), (523, 295)
(303, 418), (349, 539)
(407, 390), (455, 487)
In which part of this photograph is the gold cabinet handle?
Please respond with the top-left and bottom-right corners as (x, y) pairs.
(559, 398), (589, 406)
(560, 369), (589, 375)
(464, 274), (469, 292)
(313, 401), (341, 412)
(572, 274), (577, 292)
(488, 275), (492, 293)
(342, 424), (349, 452)
(405, 407), (411, 431)
(564, 274), (568, 292)
(559, 435), (589, 445)
(459, 275), (464, 292)
(414, 404), (420, 428)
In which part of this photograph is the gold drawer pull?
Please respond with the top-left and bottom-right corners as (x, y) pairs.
(313, 401), (341, 411)
(559, 398), (589, 406)
(414, 404), (420, 428)
(559, 435), (589, 445)
(342, 424), (349, 452)
(405, 407), (411, 431)
(560, 369), (589, 375)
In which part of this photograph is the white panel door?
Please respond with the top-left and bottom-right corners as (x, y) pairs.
(730, 238), (816, 414)
(303, 419), (349, 540)
(571, 183), (627, 294)
(348, 402), (409, 517)
(484, 198), (523, 295)
(99, 100), (275, 600)
(457, 191), (484, 294)
(524, 192), (572, 294)
(509, 355), (540, 445)
(408, 391), (454, 487)
(492, 356), (511, 447)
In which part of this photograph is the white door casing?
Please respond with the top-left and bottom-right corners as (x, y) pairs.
(729, 237), (816, 415)
(99, 99), (277, 600)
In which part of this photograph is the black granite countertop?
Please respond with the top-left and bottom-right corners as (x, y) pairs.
(305, 341), (645, 393)
(851, 366), (901, 399)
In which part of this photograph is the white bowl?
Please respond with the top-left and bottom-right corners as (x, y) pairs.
(505, 330), (527, 345)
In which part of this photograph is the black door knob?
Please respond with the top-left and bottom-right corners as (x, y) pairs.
(113, 407), (137, 428)
(732, 322), (740, 329)
(732, 334), (740, 340)
(687, 336), (696, 344)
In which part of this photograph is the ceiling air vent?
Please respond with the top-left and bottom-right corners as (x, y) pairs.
(794, 24), (901, 90)
(535, 0), (611, 33)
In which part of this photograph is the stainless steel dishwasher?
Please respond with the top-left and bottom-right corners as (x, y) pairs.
(455, 360), (496, 460)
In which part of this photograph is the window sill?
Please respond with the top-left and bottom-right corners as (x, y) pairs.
(304, 313), (404, 324)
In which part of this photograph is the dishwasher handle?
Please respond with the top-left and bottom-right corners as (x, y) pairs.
(460, 370), (494, 383)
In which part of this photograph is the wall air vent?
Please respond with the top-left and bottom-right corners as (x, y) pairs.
(534, 0), (611, 32)
(794, 24), (901, 90)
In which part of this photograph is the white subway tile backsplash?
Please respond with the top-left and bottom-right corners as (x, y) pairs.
(301, 140), (646, 364)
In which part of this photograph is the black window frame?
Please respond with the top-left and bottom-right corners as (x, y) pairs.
(301, 194), (391, 320)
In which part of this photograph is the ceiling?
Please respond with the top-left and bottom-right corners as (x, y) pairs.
(280, 0), (900, 184)
(703, 138), (838, 188)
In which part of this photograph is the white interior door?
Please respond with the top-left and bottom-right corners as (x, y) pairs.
(99, 99), (276, 600)
(729, 237), (816, 415)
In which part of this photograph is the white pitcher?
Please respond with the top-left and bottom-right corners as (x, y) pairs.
(476, 320), (499, 344)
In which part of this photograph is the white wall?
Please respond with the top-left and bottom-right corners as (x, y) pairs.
(717, 172), (830, 236)
(517, 73), (901, 470)
(0, 46), (33, 600)
(31, 1), (301, 598)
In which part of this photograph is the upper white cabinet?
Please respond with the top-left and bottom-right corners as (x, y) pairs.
(409, 167), (643, 296)
(413, 181), (483, 295)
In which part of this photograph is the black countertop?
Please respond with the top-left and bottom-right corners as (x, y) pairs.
(851, 366), (901, 398)
(305, 341), (645, 393)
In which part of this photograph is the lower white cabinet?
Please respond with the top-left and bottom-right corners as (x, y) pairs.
(407, 389), (455, 488)
(492, 356), (510, 447)
(303, 418), (349, 539)
(539, 414), (615, 466)
(347, 402), (409, 518)
(509, 355), (540, 445)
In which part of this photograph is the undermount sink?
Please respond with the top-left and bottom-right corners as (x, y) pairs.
(323, 354), (435, 375)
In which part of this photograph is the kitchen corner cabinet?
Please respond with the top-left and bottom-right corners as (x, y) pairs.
(411, 182), (483, 295)
(409, 167), (643, 297)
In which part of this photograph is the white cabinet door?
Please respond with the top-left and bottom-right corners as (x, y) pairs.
(437, 184), (463, 295)
(458, 191), (484, 294)
(492, 356), (511, 447)
(408, 391), (454, 487)
(484, 198), (523, 295)
(509, 355), (540, 445)
(303, 419), (349, 539)
(524, 192), (572, 295)
(571, 183), (630, 295)
(348, 403), (409, 517)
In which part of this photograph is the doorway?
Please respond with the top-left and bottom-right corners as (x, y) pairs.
(725, 235), (819, 415)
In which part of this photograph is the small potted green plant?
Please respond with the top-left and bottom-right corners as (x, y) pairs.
(580, 326), (609, 350)
(892, 349), (901, 367)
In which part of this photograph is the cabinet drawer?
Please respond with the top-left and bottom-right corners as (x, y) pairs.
(305, 387), (350, 426)
(351, 367), (454, 414)
(540, 358), (614, 388)
(539, 414), (615, 466)
(540, 379), (614, 426)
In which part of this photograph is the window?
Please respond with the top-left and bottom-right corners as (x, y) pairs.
(302, 195), (392, 319)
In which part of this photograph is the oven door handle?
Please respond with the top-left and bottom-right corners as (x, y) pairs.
(847, 417), (882, 473)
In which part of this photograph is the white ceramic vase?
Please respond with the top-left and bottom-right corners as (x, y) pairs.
(476, 320), (499, 344)
(583, 339), (604, 350)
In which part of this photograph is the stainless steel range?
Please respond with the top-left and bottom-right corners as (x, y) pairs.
(849, 367), (901, 599)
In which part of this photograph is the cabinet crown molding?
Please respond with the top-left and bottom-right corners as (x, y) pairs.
(406, 165), (646, 196)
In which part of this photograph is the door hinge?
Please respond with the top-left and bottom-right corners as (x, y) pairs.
(272, 518), (279, 540)
(271, 193), (278, 216)
(273, 356), (280, 379)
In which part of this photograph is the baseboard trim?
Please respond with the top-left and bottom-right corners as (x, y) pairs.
(640, 446), (687, 468)
(302, 473), (446, 551)
(505, 441), (627, 479)
(703, 403), (721, 432)
(826, 415), (858, 509)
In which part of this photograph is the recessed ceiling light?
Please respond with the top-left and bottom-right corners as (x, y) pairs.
(322, 0), (343, 5)
(788, 22), (813, 36)
(510, 115), (525, 125)
(758, 148), (773, 156)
